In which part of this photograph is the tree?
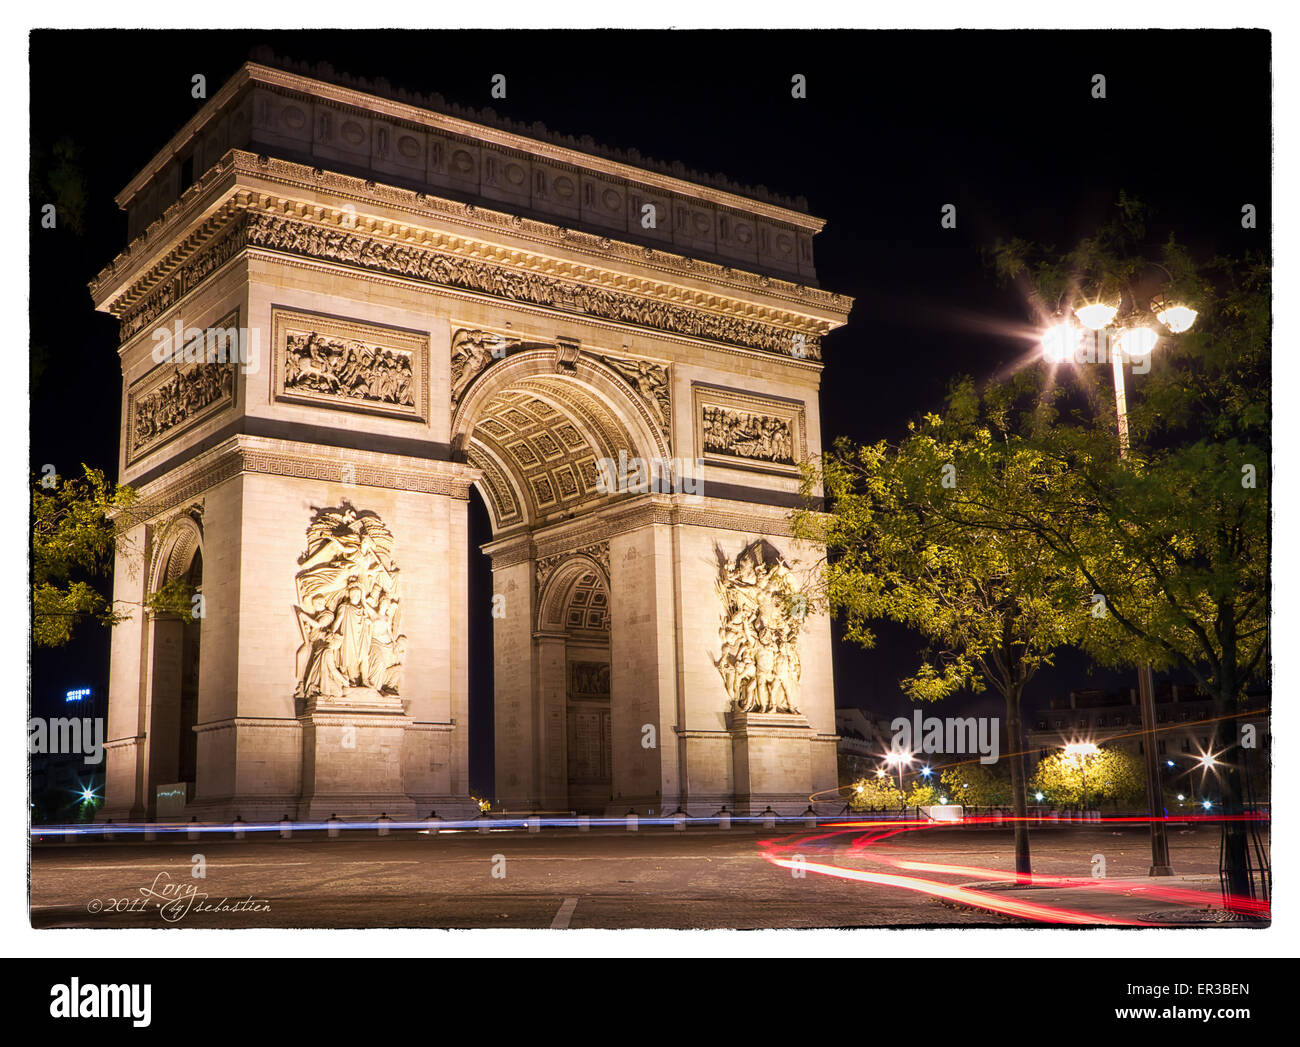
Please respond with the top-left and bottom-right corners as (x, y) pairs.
(988, 200), (1269, 901)
(847, 776), (904, 811)
(1030, 747), (1145, 809)
(796, 381), (1095, 880)
(904, 782), (943, 808)
(32, 465), (193, 648)
(939, 761), (1013, 808)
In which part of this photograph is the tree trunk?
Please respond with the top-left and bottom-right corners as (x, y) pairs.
(1214, 691), (1254, 907)
(1004, 688), (1032, 882)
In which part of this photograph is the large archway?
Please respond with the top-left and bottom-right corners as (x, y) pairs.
(452, 337), (668, 812)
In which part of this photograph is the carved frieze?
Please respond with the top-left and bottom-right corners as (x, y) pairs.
(271, 307), (429, 421)
(713, 540), (805, 715)
(244, 212), (821, 359)
(293, 503), (406, 703)
(693, 384), (806, 476)
(126, 311), (239, 464)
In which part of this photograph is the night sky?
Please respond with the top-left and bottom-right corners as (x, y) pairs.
(29, 30), (1271, 793)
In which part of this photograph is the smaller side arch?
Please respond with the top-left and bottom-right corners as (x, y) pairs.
(150, 510), (204, 595)
(536, 554), (610, 633)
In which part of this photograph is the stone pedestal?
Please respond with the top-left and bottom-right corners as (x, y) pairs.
(297, 703), (417, 820)
(729, 711), (817, 815)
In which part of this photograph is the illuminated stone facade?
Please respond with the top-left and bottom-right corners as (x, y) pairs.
(92, 57), (852, 820)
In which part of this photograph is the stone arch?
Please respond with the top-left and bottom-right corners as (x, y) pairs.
(536, 552), (611, 633)
(452, 346), (671, 535)
(150, 510), (204, 594)
(145, 509), (204, 817)
(532, 552), (612, 811)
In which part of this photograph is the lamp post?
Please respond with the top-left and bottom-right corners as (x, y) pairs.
(1042, 295), (1194, 875)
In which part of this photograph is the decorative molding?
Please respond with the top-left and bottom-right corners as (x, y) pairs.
(535, 540), (610, 595)
(122, 436), (479, 526)
(693, 384), (806, 476)
(271, 306), (429, 422)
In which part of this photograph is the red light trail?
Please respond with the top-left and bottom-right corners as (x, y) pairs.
(758, 814), (1269, 925)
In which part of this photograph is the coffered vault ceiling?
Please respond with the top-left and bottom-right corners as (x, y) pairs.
(465, 380), (635, 533)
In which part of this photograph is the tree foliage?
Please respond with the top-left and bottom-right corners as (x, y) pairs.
(847, 776), (904, 811)
(32, 464), (194, 648)
(939, 761), (1013, 808)
(1030, 747), (1145, 808)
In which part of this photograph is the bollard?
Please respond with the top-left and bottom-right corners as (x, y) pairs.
(424, 811), (441, 836)
(577, 815), (590, 832)
(992, 809), (1004, 826)
(625, 809), (638, 832)
(527, 815), (541, 833)
(762, 805), (776, 830)
(1048, 810), (1059, 824)
(377, 813), (391, 837)
(144, 826), (157, 842)
(717, 805), (731, 831)
(279, 815), (293, 839)
(233, 815), (246, 841)
(327, 814), (342, 839)
(103, 820), (114, 842)
(187, 816), (201, 842)
(478, 815), (492, 834)
(672, 807), (687, 832)
(803, 805), (818, 829)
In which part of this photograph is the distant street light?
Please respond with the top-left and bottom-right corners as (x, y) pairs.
(1063, 742), (1100, 811)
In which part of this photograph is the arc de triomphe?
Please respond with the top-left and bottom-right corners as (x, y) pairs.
(91, 57), (853, 821)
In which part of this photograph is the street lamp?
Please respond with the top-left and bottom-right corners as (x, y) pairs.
(1063, 742), (1100, 812)
(883, 749), (913, 794)
(1040, 293), (1195, 877)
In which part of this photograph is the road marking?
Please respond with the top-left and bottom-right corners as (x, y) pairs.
(550, 896), (579, 929)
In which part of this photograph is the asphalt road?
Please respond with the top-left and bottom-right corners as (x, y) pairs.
(29, 822), (1243, 929)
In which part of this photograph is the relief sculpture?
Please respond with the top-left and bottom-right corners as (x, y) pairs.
(701, 405), (794, 465)
(293, 504), (406, 702)
(284, 330), (415, 407)
(131, 362), (234, 457)
(600, 355), (671, 439)
(713, 541), (804, 715)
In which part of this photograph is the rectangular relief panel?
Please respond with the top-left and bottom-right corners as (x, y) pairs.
(270, 306), (429, 422)
(692, 383), (806, 476)
(126, 308), (239, 465)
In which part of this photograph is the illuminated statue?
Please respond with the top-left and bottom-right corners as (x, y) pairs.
(713, 541), (805, 714)
(293, 504), (405, 700)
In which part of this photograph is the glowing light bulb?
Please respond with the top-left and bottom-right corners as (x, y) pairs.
(1116, 326), (1158, 360)
(1156, 304), (1197, 333)
(1075, 302), (1118, 330)
(1041, 323), (1080, 363)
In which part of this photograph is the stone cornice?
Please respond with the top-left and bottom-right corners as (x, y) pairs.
(121, 434), (480, 526)
(92, 150), (853, 326)
(98, 172), (849, 364)
(481, 494), (801, 569)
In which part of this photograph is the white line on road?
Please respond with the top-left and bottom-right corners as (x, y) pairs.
(550, 896), (579, 929)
